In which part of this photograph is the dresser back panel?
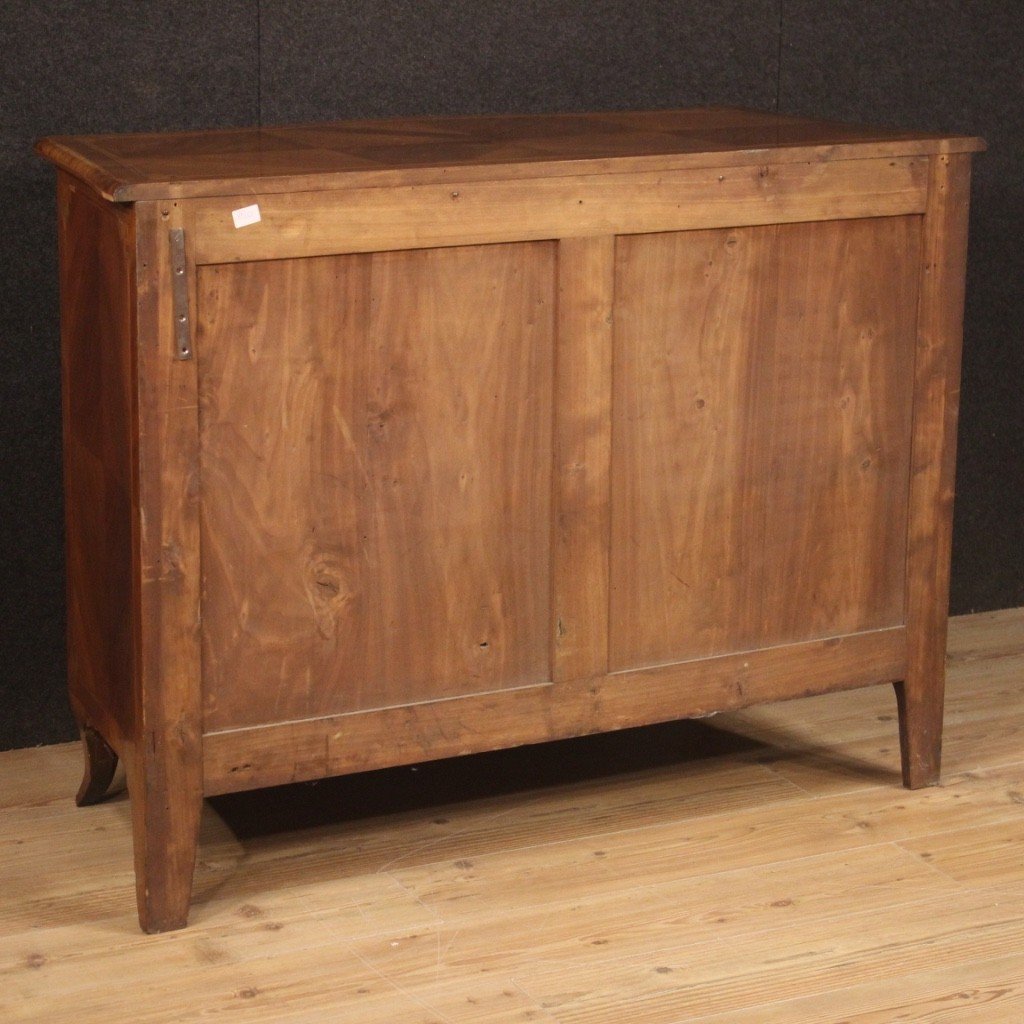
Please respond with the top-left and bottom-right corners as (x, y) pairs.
(196, 241), (557, 731)
(609, 216), (921, 672)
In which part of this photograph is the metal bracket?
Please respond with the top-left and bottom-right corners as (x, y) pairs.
(169, 228), (192, 360)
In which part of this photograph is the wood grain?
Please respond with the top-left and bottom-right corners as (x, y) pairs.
(39, 106), (979, 932)
(515, 886), (1024, 1024)
(1, 609), (1022, 1024)
(610, 216), (920, 672)
(58, 172), (137, 755)
(129, 200), (204, 932)
(202, 627), (905, 794)
(189, 158), (928, 264)
(552, 236), (614, 682)
(897, 153), (974, 788)
(73, 726), (119, 807)
(197, 242), (556, 731)
(34, 105), (984, 202)
(688, 955), (1024, 1024)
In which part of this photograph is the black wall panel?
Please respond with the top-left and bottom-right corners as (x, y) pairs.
(258, 0), (779, 122)
(0, 1), (1020, 750)
(0, 128), (66, 753)
(0, 2), (259, 751)
(778, 0), (1024, 618)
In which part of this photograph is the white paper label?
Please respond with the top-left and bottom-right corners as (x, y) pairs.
(231, 203), (262, 229)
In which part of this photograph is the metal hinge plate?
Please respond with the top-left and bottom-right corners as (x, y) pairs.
(169, 228), (192, 360)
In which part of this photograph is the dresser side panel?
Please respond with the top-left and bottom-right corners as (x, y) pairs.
(58, 172), (138, 750)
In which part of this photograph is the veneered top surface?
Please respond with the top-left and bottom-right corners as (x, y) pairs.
(36, 106), (985, 202)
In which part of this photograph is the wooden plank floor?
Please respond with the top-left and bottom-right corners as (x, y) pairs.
(3, 608), (1024, 1023)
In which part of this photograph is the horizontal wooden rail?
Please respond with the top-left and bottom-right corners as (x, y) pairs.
(203, 626), (907, 795)
(190, 157), (928, 264)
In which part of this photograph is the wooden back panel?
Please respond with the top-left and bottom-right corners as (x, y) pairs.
(609, 216), (921, 671)
(196, 215), (923, 726)
(197, 242), (556, 731)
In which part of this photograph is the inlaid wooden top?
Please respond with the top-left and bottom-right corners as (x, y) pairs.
(36, 106), (984, 203)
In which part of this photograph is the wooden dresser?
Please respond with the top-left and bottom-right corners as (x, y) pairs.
(37, 107), (983, 932)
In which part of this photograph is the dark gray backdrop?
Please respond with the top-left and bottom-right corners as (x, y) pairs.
(2, 1), (1021, 751)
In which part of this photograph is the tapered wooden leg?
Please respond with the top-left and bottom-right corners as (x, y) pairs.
(896, 156), (972, 792)
(127, 756), (203, 933)
(75, 724), (119, 806)
(894, 678), (944, 789)
(128, 202), (204, 933)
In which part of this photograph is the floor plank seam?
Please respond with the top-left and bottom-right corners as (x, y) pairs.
(755, 759), (892, 799)
(378, 790), (1015, 897)
(384, 890), (1024, 979)
(383, 872), (448, 930)
(512, 920), (1024, 1024)
(885, 838), (978, 887)
(4, 608), (1024, 1023)
(509, 876), (1024, 975)
(365, 783), (835, 876)
(419, 842), (940, 917)
(372, 807), (522, 875)
(675, 949), (1024, 1024)
(346, 941), (459, 1024)
(776, 759), (1024, 803)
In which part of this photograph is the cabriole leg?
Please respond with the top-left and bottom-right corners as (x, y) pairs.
(74, 723), (119, 806)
